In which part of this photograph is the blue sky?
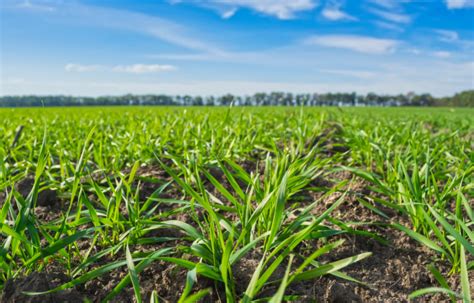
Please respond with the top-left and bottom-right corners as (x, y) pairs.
(1, 0), (473, 96)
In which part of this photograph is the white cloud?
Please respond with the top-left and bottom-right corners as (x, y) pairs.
(368, 0), (400, 9)
(221, 7), (238, 19)
(433, 51), (451, 58)
(10, 1), (223, 54)
(374, 21), (403, 31)
(369, 7), (411, 24)
(65, 63), (176, 73)
(177, 0), (318, 20)
(305, 35), (399, 54)
(321, 1), (357, 21)
(112, 64), (176, 74)
(445, 0), (474, 9)
(435, 29), (459, 42)
(76, 5), (221, 54)
(65, 64), (103, 72)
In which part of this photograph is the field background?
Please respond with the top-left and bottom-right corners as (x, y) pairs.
(0, 106), (473, 302)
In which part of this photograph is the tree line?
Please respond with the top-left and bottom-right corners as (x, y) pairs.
(0, 90), (472, 107)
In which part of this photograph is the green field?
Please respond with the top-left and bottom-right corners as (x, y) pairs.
(0, 107), (473, 302)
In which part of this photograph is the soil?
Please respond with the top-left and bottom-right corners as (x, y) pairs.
(2, 271), (84, 303)
(2, 163), (471, 302)
(0, 176), (59, 209)
(15, 176), (59, 208)
(0, 176), (65, 224)
(79, 255), (195, 302)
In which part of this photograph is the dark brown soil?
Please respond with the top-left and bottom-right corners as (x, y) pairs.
(0, 176), (65, 224)
(15, 176), (59, 208)
(80, 257), (194, 302)
(0, 176), (59, 209)
(2, 271), (84, 303)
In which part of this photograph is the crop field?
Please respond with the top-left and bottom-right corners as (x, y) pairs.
(0, 106), (472, 302)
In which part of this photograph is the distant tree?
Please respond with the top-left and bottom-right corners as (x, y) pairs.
(1, 91), (472, 107)
(194, 96), (203, 106)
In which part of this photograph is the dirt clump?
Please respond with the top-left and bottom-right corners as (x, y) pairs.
(15, 176), (58, 208)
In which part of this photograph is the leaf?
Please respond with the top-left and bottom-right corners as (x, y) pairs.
(288, 239), (345, 285)
(126, 245), (142, 303)
(25, 228), (93, 266)
(181, 289), (211, 303)
(269, 255), (294, 303)
(195, 263), (222, 282)
(163, 220), (202, 240)
(178, 268), (197, 303)
(229, 232), (270, 265)
(428, 206), (474, 256)
(25, 259), (129, 295)
(392, 223), (447, 256)
(128, 161), (141, 185)
(103, 248), (173, 302)
(460, 247), (472, 303)
(242, 253), (266, 303)
(293, 252), (372, 282)
(150, 290), (159, 303)
(266, 173), (288, 250)
(427, 264), (456, 302)
(409, 287), (461, 300)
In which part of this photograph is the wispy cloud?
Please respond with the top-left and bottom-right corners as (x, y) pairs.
(432, 51), (451, 58)
(369, 7), (411, 24)
(11, 1), (223, 54)
(321, 1), (357, 21)
(8, 62), (471, 97)
(16, 0), (56, 12)
(174, 0), (318, 20)
(305, 35), (399, 54)
(368, 0), (401, 9)
(75, 5), (222, 54)
(368, 0), (413, 10)
(112, 64), (176, 74)
(445, 0), (474, 9)
(65, 64), (104, 72)
(435, 29), (459, 42)
(374, 21), (403, 31)
(65, 63), (177, 73)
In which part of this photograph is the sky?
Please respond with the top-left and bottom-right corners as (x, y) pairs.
(0, 0), (473, 97)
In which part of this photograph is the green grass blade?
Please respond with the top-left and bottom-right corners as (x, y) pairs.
(293, 252), (372, 282)
(269, 254), (294, 303)
(126, 245), (142, 303)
